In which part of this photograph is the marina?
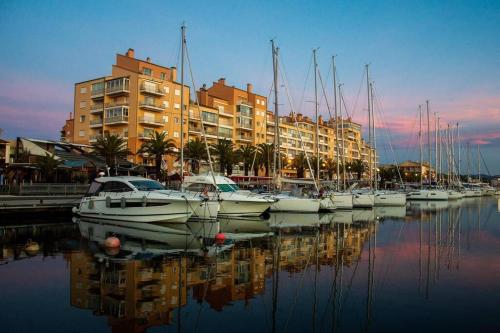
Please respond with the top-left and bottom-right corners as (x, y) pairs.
(1, 196), (499, 332)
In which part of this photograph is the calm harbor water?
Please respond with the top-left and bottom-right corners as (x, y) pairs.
(1, 197), (499, 333)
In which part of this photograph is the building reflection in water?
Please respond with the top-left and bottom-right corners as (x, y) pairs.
(67, 215), (374, 332)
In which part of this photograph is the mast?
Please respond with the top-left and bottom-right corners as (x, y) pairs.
(339, 84), (347, 191)
(434, 112), (438, 184)
(370, 82), (378, 191)
(467, 142), (470, 182)
(477, 144), (481, 182)
(456, 123), (460, 182)
(419, 105), (423, 189)
(313, 49), (320, 181)
(179, 24), (186, 180)
(271, 40), (279, 180)
(426, 100), (431, 185)
(366, 64), (372, 188)
(333, 56), (340, 190)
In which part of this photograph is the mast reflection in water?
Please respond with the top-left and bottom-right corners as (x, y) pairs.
(0, 197), (499, 333)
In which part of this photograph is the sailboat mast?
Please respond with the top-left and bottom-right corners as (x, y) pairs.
(426, 100), (431, 185)
(434, 112), (438, 184)
(179, 24), (186, 180)
(467, 142), (470, 182)
(370, 82), (378, 191)
(339, 84), (347, 191)
(333, 56), (340, 190)
(456, 123), (460, 182)
(419, 105), (423, 189)
(477, 144), (481, 182)
(313, 49), (320, 181)
(271, 40), (279, 180)
(366, 64), (372, 188)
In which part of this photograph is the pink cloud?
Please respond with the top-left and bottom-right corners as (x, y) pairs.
(0, 75), (72, 105)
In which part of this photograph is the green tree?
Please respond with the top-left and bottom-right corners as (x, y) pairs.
(236, 144), (257, 176)
(138, 131), (177, 180)
(211, 139), (235, 174)
(257, 143), (274, 177)
(323, 157), (337, 180)
(91, 134), (131, 170)
(184, 138), (207, 174)
(349, 159), (367, 180)
(291, 152), (308, 178)
(35, 153), (59, 182)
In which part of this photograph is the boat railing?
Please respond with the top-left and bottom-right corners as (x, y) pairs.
(4, 183), (90, 196)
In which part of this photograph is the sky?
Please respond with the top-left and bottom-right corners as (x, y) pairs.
(0, 0), (499, 173)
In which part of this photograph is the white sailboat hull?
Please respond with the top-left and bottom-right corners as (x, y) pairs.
(407, 189), (449, 201)
(329, 192), (353, 210)
(447, 190), (464, 200)
(352, 193), (375, 208)
(270, 196), (320, 212)
(374, 192), (406, 206)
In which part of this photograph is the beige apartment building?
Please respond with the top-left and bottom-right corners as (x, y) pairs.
(66, 49), (375, 177)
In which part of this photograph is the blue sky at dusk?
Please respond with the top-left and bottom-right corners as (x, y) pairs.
(0, 0), (499, 173)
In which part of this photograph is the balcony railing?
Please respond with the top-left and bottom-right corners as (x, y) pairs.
(139, 101), (165, 112)
(105, 116), (128, 125)
(140, 84), (165, 96)
(106, 85), (129, 95)
(90, 103), (104, 112)
(91, 89), (104, 98)
(89, 134), (103, 142)
(139, 132), (154, 140)
(90, 119), (103, 127)
(139, 117), (165, 127)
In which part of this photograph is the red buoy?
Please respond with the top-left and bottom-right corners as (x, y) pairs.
(215, 233), (226, 245)
(105, 236), (121, 248)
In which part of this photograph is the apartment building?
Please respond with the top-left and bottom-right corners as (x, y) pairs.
(70, 48), (189, 167)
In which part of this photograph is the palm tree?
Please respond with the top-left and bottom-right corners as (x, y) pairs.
(349, 159), (367, 180)
(138, 131), (177, 180)
(291, 152), (308, 178)
(211, 139), (235, 174)
(379, 165), (398, 187)
(35, 153), (59, 182)
(323, 157), (337, 180)
(236, 144), (256, 176)
(184, 138), (207, 174)
(91, 134), (131, 171)
(258, 143), (274, 177)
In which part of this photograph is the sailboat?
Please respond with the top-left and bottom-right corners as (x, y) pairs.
(407, 101), (448, 201)
(268, 42), (320, 213)
(319, 55), (353, 210)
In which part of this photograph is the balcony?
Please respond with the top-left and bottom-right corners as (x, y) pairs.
(140, 83), (165, 96)
(90, 103), (104, 114)
(91, 89), (104, 99)
(89, 134), (102, 143)
(139, 117), (165, 127)
(138, 132), (154, 140)
(105, 116), (128, 125)
(139, 101), (165, 112)
(106, 78), (130, 96)
(90, 119), (103, 128)
(237, 136), (252, 142)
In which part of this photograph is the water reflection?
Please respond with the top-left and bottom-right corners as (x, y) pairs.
(0, 197), (499, 332)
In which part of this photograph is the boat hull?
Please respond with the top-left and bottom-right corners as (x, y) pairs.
(270, 197), (320, 212)
(374, 192), (406, 206)
(330, 193), (353, 210)
(352, 193), (375, 208)
(407, 190), (449, 201)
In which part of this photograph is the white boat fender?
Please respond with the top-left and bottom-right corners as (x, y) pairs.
(120, 197), (126, 209)
(142, 195), (147, 207)
(72, 206), (79, 214)
(88, 199), (94, 209)
(105, 196), (111, 208)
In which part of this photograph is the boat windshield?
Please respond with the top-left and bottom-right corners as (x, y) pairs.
(217, 183), (240, 192)
(129, 180), (165, 191)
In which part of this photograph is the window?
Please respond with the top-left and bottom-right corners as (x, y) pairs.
(101, 181), (133, 193)
(143, 67), (152, 76)
(163, 115), (169, 123)
(174, 103), (180, 109)
(217, 106), (225, 113)
(79, 115), (86, 122)
(202, 111), (218, 123)
(80, 101), (87, 108)
(160, 72), (166, 80)
(164, 86), (170, 94)
(129, 180), (165, 191)
(163, 101), (169, 108)
(261, 100), (266, 106)
(173, 132), (179, 138)
(174, 117), (179, 124)
(91, 82), (104, 95)
(80, 87), (87, 94)
(79, 130), (85, 137)
(174, 89), (180, 96)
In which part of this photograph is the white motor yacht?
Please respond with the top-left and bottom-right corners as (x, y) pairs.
(183, 173), (275, 217)
(158, 189), (219, 219)
(374, 191), (407, 206)
(406, 189), (449, 201)
(76, 177), (200, 223)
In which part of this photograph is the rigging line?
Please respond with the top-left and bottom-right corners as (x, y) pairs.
(350, 68), (367, 121)
(184, 38), (218, 189)
(479, 148), (491, 177)
(278, 52), (319, 190)
(316, 63), (335, 121)
(371, 84), (405, 185)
